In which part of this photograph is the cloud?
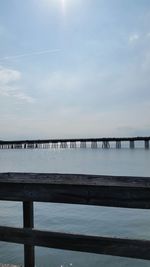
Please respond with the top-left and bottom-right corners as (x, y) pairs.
(0, 66), (35, 103)
(0, 48), (61, 62)
(128, 32), (150, 43)
(12, 92), (34, 103)
(0, 66), (21, 83)
(129, 34), (140, 43)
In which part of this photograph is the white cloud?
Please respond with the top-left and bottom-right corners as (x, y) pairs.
(129, 34), (140, 43)
(129, 32), (150, 43)
(12, 92), (34, 103)
(0, 48), (60, 62)
(0, 66), (35, 103)
(0, 66), (21, 84)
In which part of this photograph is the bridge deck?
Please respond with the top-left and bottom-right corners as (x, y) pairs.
(0, 136), (150, 144)
(0, 137), (149, 149)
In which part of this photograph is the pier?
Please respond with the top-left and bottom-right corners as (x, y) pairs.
(0, 172), (150, 266)
(0, 136), (150, 149)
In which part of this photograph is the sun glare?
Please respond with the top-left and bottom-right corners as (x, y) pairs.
(38, 0), (69, 17)
(61, 0), (66, 15)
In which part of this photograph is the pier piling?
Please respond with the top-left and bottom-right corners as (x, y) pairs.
(91, 141), (97, 149)
(130, 140), (135, 149)
(145, 140), (149, 149)
(116, 141), (121, 149)
(102, 141), (110, 149)
(80, 141), (86, 148)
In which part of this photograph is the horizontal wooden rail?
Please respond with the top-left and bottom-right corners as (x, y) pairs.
(0, 173), (150, 209)
(0, 226), (150, 260)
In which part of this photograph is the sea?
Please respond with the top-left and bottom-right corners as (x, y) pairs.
(0, 146), (150, 267)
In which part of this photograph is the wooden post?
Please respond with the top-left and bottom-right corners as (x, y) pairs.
(23, 201), (34, 267)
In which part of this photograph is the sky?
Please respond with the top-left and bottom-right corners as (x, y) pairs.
(0, 0), (150, 139)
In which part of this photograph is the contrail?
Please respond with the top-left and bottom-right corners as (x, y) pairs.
(0, 48), (61, 61)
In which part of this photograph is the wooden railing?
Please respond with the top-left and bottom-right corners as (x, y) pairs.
(0, 173), (150, 267)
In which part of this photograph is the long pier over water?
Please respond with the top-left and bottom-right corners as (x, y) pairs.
(0, 137), (150, 149)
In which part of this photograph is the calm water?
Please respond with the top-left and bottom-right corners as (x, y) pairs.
(0, 148), (150, 267)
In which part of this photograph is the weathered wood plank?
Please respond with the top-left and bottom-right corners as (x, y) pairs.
(0, 182), (150, 208)
(0, 173), (150, 188)
(0, 226), (150, 260)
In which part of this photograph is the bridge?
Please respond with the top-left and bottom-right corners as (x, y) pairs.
(0, 136), (150, 149)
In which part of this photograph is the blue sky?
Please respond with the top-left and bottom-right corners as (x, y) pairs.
(0, 0), (150, 139)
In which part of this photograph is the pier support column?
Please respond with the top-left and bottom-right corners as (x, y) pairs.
(130, 140), (135, 149)
(145, 140), (149, 149)
(27, 143), (34, 149)
(38, 143), (43, 149)
(116, 141), (121, 149)
(51, 142), (58, 149)
(43, 143), (50, 149)
(91, 141), (97, 149)
(70, 142), (76, 148)
(60, 142), (68, 149)
(33, 143), (36, 149)
(102, 141), (110, 149)
(80, 141), (86, 148)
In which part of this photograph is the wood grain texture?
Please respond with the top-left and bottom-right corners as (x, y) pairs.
(0, 173), (150, 208)
(0, 173), (150, 188)
(0, 226), (150, 260)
